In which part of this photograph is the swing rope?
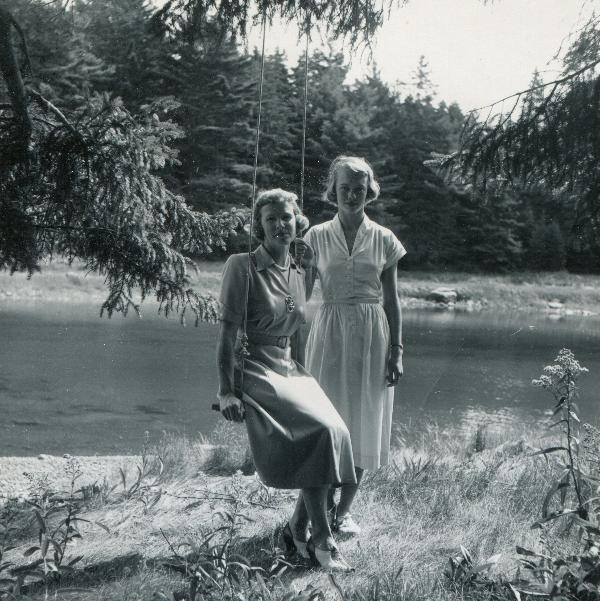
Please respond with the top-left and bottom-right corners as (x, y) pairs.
(240, 15), (310, 360)
(299, 22), (310, 210)
(215, 13), (311, 411)
(238, 8), (269, 378)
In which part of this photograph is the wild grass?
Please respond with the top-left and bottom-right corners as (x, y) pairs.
(2, 351), (598, 600)
(134, 412), (586, 601)
(149, 421), (255, 482)
(0, 428), (580, 601)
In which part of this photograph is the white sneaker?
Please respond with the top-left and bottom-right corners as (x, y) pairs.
(334, 513), (361, 536)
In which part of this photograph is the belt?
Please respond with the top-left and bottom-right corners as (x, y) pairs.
(244, 331), (291, 349)
(323, 298), (381, 305)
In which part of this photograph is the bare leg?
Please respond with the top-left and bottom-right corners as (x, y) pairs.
(289, 487), (334, 546)
(327, 487), (336, 512)
(337, 467), (364, 517)
(301, 486), (353, 571)
(300, 486), (334, 548)
(289, 491), (310, 541)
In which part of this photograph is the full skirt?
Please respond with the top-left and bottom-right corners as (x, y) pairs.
(305, 303), (394, 470)
(238, 352), (356, 489)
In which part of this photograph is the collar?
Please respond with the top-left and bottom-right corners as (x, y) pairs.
(332, 213), (372, 234)
(332, 213), (371, 252)
(254, 244), (300, 272)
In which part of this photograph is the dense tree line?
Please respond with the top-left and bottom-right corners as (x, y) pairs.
(1, 0), (596, 278)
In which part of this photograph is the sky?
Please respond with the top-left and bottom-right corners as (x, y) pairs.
(245, 0), (596, 112)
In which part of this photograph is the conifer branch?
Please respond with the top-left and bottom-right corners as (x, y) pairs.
(467, 57), (600, 114)
(28, 89), (77, 133)
(151, 0), (405, 47)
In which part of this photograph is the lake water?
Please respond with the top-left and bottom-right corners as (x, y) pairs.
(1, 301), (599, 456)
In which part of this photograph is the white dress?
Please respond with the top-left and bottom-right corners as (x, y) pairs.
(304, 215), (407, 470)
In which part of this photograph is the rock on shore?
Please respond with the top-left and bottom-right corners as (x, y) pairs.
(426, 287), (459, 304)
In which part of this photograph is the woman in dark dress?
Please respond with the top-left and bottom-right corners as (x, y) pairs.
(216, 189), (355, 571)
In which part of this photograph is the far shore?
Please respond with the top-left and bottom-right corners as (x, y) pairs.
(1, 258), (599, 316)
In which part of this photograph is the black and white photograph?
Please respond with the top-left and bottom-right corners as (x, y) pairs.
(1, 0), (600, 598)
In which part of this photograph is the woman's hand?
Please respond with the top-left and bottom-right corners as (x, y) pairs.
(386, 346), (404, 386)
(294, 238), (315, 268)
(217, 391), (245, 422)
(382, 264), (403, 387)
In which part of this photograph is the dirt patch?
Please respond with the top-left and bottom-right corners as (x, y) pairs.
(0, 455), (141, 501)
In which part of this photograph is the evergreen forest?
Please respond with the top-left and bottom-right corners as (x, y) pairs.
(1, 0), (597, 278)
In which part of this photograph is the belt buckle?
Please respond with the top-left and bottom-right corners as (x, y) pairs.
(277, 336), (287, 348)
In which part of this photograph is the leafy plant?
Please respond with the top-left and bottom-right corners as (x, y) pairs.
(0, 504), (19, 599)
(163, 503), (277, 600)
(530, 348), (590, 523)
(508, 349), (600, 599)
(449, 349), (600, 601)
(161, 470), (301, 601)
(118, 432), (164, 511)
(444, 546), (512, 600)
(513, 543), (600, 600)
(2, 458), (109, 598)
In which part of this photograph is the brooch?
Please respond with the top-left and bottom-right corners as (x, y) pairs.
(284, 295), (295, 313)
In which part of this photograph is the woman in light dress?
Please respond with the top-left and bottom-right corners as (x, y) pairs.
(216, 188), (355, 571)
(300, 156), (406, 536)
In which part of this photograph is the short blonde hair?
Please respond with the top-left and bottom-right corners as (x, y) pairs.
(252, 188), (309, 240)
(323, 155), (381, 205)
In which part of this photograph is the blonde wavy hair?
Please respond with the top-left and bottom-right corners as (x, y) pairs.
(252, 188), (310, 240)
(323, 155), (381, 205)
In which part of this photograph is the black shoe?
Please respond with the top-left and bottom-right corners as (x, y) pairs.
(282, 522), (309, 559)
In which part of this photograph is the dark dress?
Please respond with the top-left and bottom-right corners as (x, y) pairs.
(219, 245), (356, 489)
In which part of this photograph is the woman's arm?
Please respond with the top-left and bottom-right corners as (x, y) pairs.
(294, 238), (317, 301)
(381, 263), (403, 386)
(216, 319), (245, 421)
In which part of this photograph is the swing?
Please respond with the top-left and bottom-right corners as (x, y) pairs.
(212, 13), (311, 413)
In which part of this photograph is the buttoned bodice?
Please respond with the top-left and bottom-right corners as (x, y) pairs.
(304, 215), (406, 303)
(218, 245), (306, 375)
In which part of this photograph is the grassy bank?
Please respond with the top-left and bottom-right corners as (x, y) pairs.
(1, 259), (599, 315)
(398, 270), (600, 314)
(0, 418), (594, 601)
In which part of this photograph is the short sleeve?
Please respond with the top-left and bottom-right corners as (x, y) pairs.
(218, 255), (246, 325)
(383, 230), (407, 270)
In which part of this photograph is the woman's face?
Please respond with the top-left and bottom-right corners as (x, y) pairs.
(260, 201), (296, 248)
(335, 167), (369, 215)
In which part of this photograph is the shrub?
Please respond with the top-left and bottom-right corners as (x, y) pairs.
(527, 222), (567, 271)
